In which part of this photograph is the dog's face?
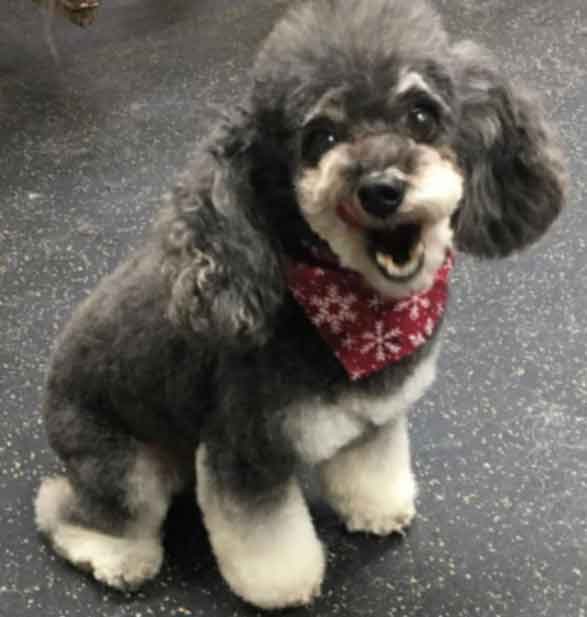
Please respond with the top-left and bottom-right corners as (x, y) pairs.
(292, 73), (463, 298)
(244, 0), (565, 298)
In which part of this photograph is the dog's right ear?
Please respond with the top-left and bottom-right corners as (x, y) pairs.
(158, 109), (285, 348)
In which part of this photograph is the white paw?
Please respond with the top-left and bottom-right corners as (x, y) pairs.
(92, 541), (163, 591)
(36, 476), (163, 590)
(221, 533), (325, 610)
(320, 414), (419, 537)
(321, 457), (418, 536)
(196, 447), (325, 610)
(51, 525), (163, 591)
(343, 491), (416, 536)
(205, 485), (326, 610)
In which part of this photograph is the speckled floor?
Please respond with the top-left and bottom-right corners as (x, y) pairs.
(1, 1), (586, 616)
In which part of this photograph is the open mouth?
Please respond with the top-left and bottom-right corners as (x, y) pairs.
(368, 223), (425, 281)
(336, 202), (425, 282)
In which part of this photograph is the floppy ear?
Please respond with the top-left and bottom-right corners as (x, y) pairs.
(159, 109), (285, 348)
(451, 42), (567, 258)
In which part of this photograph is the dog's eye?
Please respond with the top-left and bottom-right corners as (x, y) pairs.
(301, 122), (339, 166)
(405, 105), (440, 142)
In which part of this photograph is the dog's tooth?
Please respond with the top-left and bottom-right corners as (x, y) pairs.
(376, 252), (393, 269)
(376, 251), (402, 276)
(376, 250), (420, 278)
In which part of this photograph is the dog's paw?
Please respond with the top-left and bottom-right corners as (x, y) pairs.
(197, 449), (325, 610)
(321, 456), (418, 537)
(343, 492), (416, 536)
(36, 478), (164, 592)
(51, 525), (163, 591)
(219, 528), (325, 610)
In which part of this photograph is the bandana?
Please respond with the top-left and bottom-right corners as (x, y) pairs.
(286, 253), (453, 380)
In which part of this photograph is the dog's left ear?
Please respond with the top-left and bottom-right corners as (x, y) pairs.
(451, 42), (567, 258)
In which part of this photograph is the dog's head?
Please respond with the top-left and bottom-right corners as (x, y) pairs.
(224, 0), (566, 300)
(280, 75), (463, 299)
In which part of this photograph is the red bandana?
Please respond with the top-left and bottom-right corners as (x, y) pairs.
(286, 254), (453, 380)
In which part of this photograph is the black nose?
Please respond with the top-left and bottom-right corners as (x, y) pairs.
(358, 177), (406, 219)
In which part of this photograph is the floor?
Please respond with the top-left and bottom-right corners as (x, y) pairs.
(1, 1), (586, 616)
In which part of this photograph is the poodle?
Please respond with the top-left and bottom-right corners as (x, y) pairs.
(35, 0), (566, 610)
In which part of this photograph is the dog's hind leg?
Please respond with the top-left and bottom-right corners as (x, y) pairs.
(35, 405), (181, 591)
(196, 444), (325, 610)
(320, 414), (418, 536)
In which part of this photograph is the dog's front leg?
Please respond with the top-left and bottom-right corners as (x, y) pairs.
(196, 445), (325, 610)
(320, 414), (417, 536)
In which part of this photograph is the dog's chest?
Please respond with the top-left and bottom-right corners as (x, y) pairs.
(284, 345), (439, 465)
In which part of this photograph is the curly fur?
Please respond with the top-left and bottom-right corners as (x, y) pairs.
(36, 0), (566, 610)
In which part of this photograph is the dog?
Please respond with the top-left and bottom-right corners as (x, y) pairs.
(35, 0), (566, 610)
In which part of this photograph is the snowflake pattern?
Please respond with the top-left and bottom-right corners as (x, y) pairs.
(360, 323), (402, 362)
(409, 332), (427, 348)
(309, 284), (357, 334)
(368, 294), (385, 310)
(394, 293), (431, 320)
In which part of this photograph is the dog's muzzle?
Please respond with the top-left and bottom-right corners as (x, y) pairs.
(340, 167), (426, 283)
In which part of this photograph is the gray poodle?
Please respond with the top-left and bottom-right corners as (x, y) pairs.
(35, 0), (566, 610)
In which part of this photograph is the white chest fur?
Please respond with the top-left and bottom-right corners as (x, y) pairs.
(284, 344), (440, 465)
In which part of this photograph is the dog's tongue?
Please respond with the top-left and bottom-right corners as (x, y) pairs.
(336, 203), (364, 230)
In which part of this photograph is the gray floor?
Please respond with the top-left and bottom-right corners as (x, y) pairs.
(1, 1), (586, 616)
